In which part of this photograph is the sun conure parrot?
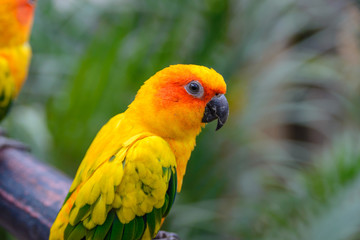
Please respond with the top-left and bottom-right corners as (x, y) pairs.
(0, 43), (31, 120)
(0, 0), (36, 47)
(0, 0), (35, 121)
(50, 64), (229, 240)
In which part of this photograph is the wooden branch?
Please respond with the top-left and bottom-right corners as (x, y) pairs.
(0, 138), (180, 240)
(0, 140), (71, 240)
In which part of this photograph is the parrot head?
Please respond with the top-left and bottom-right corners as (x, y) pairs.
(0, 0), (36, 47)
(127, 64), (229, 139)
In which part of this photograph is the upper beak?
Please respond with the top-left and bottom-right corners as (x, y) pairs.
(202, 94), (229, 131)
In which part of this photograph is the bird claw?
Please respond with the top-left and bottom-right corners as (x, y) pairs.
(153, 231), (180, 240)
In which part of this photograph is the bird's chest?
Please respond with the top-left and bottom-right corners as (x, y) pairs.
(166, 138), (196, 191)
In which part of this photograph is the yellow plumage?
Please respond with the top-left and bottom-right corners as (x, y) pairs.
(51, 115), (177, 240)
(0, 43), (31, 120)
(0, 43), (31, 95)
(0, 0), (36, 121)
(0, 0), (36, 47)
(0, 57), (15, 119)
(50, 64), (228, 240)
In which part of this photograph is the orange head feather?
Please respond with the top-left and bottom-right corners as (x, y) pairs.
(126, 64), (228, 189)
(126, 64), (227, 140)
(0, 0), (36, 47)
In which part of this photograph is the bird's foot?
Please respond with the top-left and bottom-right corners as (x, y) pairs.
(153, 231), (180, 240)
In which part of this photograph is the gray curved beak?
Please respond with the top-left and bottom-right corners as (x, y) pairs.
(202, 94), (229, 131)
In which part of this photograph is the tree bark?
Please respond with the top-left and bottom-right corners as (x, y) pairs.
(0, 141), (71, 240)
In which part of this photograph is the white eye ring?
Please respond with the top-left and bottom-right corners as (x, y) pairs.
(185, 81), (204, 99)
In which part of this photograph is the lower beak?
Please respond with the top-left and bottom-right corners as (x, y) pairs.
(202, 94), (229, 131)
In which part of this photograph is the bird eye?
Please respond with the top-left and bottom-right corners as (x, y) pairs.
(185, 81), (204, 98)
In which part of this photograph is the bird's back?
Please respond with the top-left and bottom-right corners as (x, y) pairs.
(50, 113), (177, 240)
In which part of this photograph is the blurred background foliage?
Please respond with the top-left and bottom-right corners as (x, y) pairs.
(2, 0), (360, 239)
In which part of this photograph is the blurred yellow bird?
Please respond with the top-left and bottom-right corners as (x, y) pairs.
(0, 0), (36, 120)
(50, 64), (229, 240)
(0, 0), (36, 47)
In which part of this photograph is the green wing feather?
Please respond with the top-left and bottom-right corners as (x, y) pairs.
(63, 168), (177, 240)
(0, 61), (15, 121)
(92, 211), (115, 240)
(61, 136), (177, 240)
(109, 216), (124, 240)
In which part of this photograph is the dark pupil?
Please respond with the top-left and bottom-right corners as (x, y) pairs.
(189, 83), (199, 92)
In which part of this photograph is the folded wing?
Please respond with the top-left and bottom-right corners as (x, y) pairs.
(50, 134), (177, 240)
